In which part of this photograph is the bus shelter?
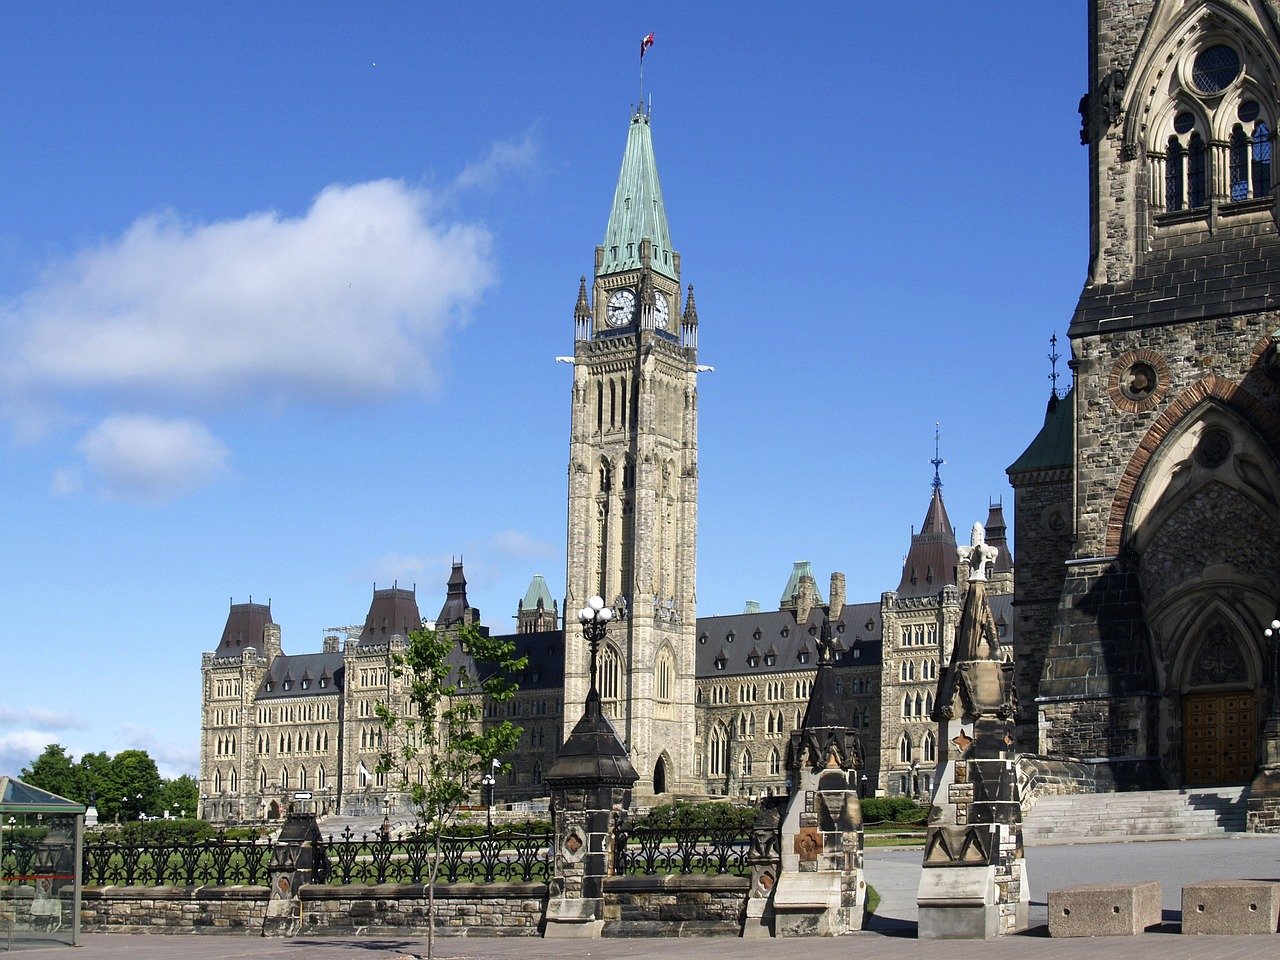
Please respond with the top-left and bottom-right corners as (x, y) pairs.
(0, 777), (84, 950)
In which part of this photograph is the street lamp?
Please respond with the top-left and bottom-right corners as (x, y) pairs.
(577, 595), (614, 709)
(481, 771), (496, 834)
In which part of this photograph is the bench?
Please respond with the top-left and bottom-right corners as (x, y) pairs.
(1048, 881), (1162, 937)
(1181, 880), (1280, 935)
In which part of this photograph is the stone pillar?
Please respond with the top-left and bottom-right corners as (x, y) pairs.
(1247, 620), (1280, 832)
(263, 813), (325, 936)
(770, 619), (867, 937)
(543, 694), (638, 937)
(741, 795), (786, 937)
(918, 526), (1028, 939)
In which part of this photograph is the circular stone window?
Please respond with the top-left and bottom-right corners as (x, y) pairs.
(1174, 111), (1196, 135)
(1120, 361), (1159, 401)
(1239, 100), (1262, 123)
(1194, 426), (1232, 469)
(1192, 45), (1241, 94)
(1108, 350), (1170, 413)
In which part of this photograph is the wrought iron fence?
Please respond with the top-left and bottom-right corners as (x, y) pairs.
(81, 833), (272, 886)
(318, 827), (553, 884)
(613, 825), (752, 877)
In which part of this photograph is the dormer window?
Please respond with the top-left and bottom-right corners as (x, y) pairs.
(726, 631), (735, 643)
(747, 654), (759, 668)
(714, 657), (726, 671)
(265, 682), (273, 692)
(765, 653), (776, 667)
(798, 651), (809, 665)
(301, 680), (309, 690)
(319, 678), (327, 688)
(282, 681), (291, 691)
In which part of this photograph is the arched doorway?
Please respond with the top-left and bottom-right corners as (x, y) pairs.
(1181, 619), (1255, 786)
(267, 800), (281, 820)
(653, 756), (667, 795)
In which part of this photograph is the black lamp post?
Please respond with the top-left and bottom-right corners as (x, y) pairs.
(577, 595), (615, 710)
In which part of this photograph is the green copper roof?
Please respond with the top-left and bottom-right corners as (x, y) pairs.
(599, 109), (677, 281)
(1008, 389), (1074, 474)
(522, 574), (554, 611)
(780, 561), (825, 608)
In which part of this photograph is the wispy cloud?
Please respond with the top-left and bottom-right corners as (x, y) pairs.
(0, 706), (84, 732)
(488, 528), (555, 560)
(449, 131), (539, 196)
(117, 724), (199, 779)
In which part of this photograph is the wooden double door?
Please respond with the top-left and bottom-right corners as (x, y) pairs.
(1183, 691), (1256, 786)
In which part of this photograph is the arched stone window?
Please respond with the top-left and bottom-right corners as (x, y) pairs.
(899, 733), (913, 764)
(279, 767), (289, 790)
(739, 750), (752, 778)
(298, 766), (307, 791)
(769, 747), (781, 776)
(317, 766), (326, 790)
(655, 645), (675, 719)
(229, 769), (237, 793)
(709, 722), (729, 777)
(600, 643), (622, 718)
(923, 731), (937, 763)
(259, 768), (267, 791)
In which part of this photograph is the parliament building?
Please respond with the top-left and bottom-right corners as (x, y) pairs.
(201, 0), (1280, 822)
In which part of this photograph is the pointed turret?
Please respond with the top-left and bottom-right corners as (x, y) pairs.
(574, 275), (591, 341)
(897, 485), (958, 598)
(984, 502), (1014, 575)
(436, 561), (480, 630)
(681, 284), (698, 349)
(517, 573), (559, 633)
(599, 109), (677, 281)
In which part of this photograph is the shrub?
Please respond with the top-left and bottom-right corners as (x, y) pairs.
(861, 797), (927, 825)
(629, 800), (756, 831)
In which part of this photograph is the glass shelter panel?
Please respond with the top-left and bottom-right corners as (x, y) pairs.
(0, 777), (84, 951)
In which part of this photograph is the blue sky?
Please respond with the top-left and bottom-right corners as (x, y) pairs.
(1, 3), (1086, 779)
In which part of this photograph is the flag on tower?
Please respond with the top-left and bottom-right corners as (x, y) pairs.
(640, 33), (654, 59)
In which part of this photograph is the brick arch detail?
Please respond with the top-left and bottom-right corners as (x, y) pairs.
(1105, 375), (1280, 554)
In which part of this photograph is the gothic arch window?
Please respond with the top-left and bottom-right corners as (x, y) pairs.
(229, 769), (237, 793)
(899, 733), (913, 764)
(260, 768), (267, 791)
(739, 750), (752, 778)
(914, 692), (924, 717)
(214, 771), (222, 792)
(709, 722), (729, 777)
(655, 645), (675, 719)
(279, 767), (289, 790)
(298, 766), (307, 791)
(923, 731), (937, 763)
(901, 694), (911, 719)
(600, 643), (622, 718)
(769, 747), (781, 776)
(316, 766), (326, 790)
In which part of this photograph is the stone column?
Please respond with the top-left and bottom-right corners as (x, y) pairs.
(770, 619), (867, 937)
(917, 524), (1028, 939)
(1247, 619), (1280, 832)
(262, 813), (325, 936)
(543, 689), (638, 937)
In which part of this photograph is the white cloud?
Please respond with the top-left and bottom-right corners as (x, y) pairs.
(118, 724), (199, 779)
(49, 466), (82, 496)
(78, 414), (229, 503)
(0, 731), (58, 777)
(3, 178), (495, 415)
(450, 132), (539, 195)
(353, 552), (446, 587)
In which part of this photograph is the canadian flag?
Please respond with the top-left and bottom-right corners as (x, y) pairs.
(640, 33), (654, 59)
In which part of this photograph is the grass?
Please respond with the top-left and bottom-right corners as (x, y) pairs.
(865, 883), (881, 916)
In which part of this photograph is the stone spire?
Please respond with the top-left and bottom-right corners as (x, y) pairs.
(599, 108), (676, 281)
(897, 484), (958, 598)
(435, 561), (479, 630)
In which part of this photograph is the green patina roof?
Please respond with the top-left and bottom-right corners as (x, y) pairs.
(780, 561), (825, 607)
(521, 574), (554, 611)
(1008, 389), (1074, 474)
(599, 109), (677, 281)
(0, 775), (86, 814)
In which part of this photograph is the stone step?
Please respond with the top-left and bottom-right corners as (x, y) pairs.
(1024, 786), (1247, 843)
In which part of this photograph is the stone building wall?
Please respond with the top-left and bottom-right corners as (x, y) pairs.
(602, 874), (748, 936)
(81, 886), (268, 933)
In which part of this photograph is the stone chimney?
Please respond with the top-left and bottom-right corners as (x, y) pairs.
(829, 572), (846, 620)
(263, 623), (282, 665)
(323, 634), (340, 654)
(796, 575), (817, 625)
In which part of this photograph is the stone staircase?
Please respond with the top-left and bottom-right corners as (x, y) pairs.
(1023, 786), (1247, 844)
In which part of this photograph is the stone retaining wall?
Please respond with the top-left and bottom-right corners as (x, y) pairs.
(297, 882), (547, 935)
(81, 886), (268, 933)
(602, 874), (749, 936)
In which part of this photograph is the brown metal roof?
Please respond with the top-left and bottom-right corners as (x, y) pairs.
(356, 586), (422, 646)
(216, 601), (275, 656)
(896, 486), (958, 598)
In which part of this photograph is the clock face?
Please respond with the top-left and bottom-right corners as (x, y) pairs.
(653, 292), (670, 329)
(606, 288), (636, 326)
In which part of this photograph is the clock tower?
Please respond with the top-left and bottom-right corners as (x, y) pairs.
(564, 105), (699, 799)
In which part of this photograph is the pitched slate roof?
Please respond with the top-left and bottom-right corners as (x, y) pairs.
(216, 601), (275, 657)
(695, 601), (883, 678)
(984, 502), (1014, 574)
(599, 108), (678, 281)
(255, 652), (343, 699)
(1008, 389), (1073, 475)
(896, 486), (958, 598)
(357, 586), (422, 647)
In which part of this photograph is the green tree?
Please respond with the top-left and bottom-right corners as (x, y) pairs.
(77, 751), (116, 815)
(156, 775), (199, 819)
(20, 744), (81, 801)
(110, 750), (162, 820)
(378, 622), (525, 960)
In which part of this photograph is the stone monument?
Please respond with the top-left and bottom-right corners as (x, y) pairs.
(543, 597), (638, 938)
(917, 522), (1028, 939)
(770, 619), (867, 937)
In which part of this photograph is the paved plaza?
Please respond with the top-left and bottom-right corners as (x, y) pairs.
(10, 835), (1280, 959)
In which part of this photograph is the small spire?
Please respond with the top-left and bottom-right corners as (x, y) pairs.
(575, 275), (590, 320)
(931, 422), (945, 492)
(683, 284), (698, 325)
(1048, 333), (1062, 399)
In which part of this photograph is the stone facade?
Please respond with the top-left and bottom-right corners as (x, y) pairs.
(1012, 0), (1280, 792)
